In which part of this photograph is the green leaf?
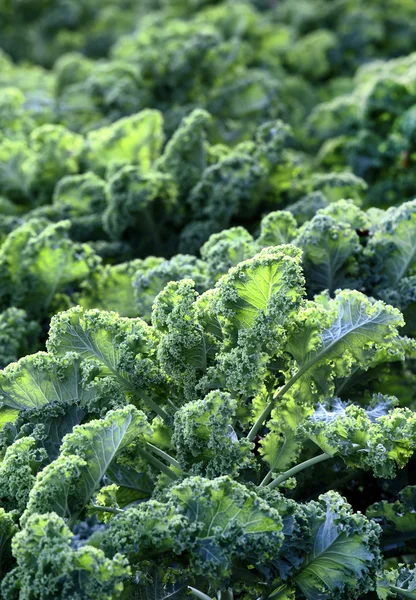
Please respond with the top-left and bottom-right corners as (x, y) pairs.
(121, 567), (187, 600)
(171, 477), (284, 577)
(257, 210), (298, 248)
(25, 221), (100, 314)
(104, 167), (177, 255)
(76, 259), (143, 318)
(260, 426), (302, 476)
(293, 493), (380, 600)
(173, 391), (253, 477)
(0, 352), (94, 411)
(281, 290), (404, 403)
(84, 110), (165, 176)
(152, 279), (213, 402)
(135, 254), (209, 322)
(217, 245), (304, 332)
(4, 513), (129, 599)
(157, 108), (211, 198)
(104, 476), (284, 580)
(0, 406), (19, 429)
(377, 566), (416, 600)
(0, 509), (18, 579)
(46, 306), (158, 397)
(200, 227), (255, 284)
(294, 214), (361, 295)
(368, 486), (416, 543)
(105, 463), (154, 506)
(368, 199), (416, 286)
(23, 405), (150, 524)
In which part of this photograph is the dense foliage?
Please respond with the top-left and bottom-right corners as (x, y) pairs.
(2, 1), (416, 599)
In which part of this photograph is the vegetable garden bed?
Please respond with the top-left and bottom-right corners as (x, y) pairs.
(1, 1), (416, 598)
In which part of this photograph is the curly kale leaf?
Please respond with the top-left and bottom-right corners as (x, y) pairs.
(0, 352), (95, 412)
(104, 166), (177, 256)
(77, 259), (144, 318)
(282, 492), (381, 600)
(172, 391), (253, 477)
(46, 306), (165, 416)
(0, 219), (100, 318)
(23, 405), (150, 525)
(0, 436), (46, 513)
(367, 199), (416, 288)
(134, 254), (209, 322)
(0, 307), (39, 369)
(157, 108), (211, 199)
(303, 400), (416, 478)
(1, 512), (129, 600)
(83, 109), (165, 176)
(200, 226), (256, 284)
(179, 151), (266, 252)
(103, 476), (283, 583)
(294, 213), (362, 295)
(209, 246), (305, 398)
(377, 565), (416, 599)
(0, 509), (17, 579)
(282, 290), (404, 405)
(152, 278), (218, 404)
(368, 485), (416, 544)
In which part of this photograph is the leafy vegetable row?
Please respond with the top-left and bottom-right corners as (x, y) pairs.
(1, 247), (416, 598)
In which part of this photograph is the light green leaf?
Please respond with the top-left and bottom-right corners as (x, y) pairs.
(257, 210), (298, 248)
(0, 352), (94, 411)
(281, 290), (404, 402)
(47, 306), (156, 395)
(84, 110), (164, 175)
(217, 245), (304, 331)
(77, 259), (143, 318)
